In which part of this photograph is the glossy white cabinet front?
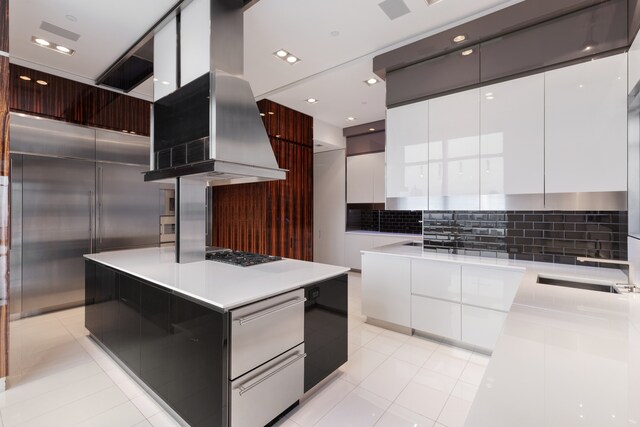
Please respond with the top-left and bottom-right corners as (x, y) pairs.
(411, 259), (461, 301)
(386, 101), (429, 199)
(362, 253), (411, 327)
(344, 233), (373, 270)
(347, 153), (385, 204)
(480, 74), (544, 209)
(429, 88), (480, 210)
(180, 0), (210, 86)
(462, 265), (523, 312)
(545, 53), (627, 195)
(461, 305), (507, 350)
(153, 17), (178, 101)
(412, 296), (461, 341)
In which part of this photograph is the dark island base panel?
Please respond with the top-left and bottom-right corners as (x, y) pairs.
(85, 260), (349, 427)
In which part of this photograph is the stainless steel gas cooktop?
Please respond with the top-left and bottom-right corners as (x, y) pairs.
(205, 249), (283, 267)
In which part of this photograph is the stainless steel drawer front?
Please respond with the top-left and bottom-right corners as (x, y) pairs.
(230, 289), (305, 379)
(230, 344), (305, 427)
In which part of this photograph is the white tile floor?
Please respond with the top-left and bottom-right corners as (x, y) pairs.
(2, 272), (489, 427)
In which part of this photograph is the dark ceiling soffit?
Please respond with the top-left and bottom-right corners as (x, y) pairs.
(343, 120), (386, 137)
(373, 0), (609, 79)
(95, 0), (194, 92)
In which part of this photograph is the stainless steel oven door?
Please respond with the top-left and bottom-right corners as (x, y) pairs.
(230, 343), (305, 427)
(230, 289), (305, 379)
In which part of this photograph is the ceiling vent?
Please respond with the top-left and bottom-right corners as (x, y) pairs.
(378, 0), (411, 20)
(39, 21), (80, 41)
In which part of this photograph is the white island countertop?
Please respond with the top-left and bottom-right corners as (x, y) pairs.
(363, 243), (640, 427)
(85, 247), (349, 311)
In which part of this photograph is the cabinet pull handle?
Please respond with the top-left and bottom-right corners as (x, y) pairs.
(238, 352), (306, 396)
(237, 298), (306, 326)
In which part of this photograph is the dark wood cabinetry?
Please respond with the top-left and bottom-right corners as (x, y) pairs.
(211, 99), (313, 261)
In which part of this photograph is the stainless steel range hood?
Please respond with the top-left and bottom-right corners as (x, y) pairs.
(144, 0), (286, 185)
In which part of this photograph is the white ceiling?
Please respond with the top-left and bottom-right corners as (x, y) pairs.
(9, 0), (523, 128)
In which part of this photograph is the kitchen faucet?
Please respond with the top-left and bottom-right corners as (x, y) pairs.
(576, 257), (637, 291)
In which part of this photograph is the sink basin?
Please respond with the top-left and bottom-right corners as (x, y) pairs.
(403, 241), (423, 247)
(537, 276), (621, 294)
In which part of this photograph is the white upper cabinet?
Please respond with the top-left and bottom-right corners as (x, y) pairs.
(153, 17), (178, 101)
(347, 153), (385, 204)
(386, 101), (429, 204)
(480, 74), (545, 209)
(180, 0), (210, 86)
(429, 88), (480, 210)
(545, 53), (627, 198)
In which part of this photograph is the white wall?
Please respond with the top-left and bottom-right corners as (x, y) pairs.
(313, 120), (346, 266)
(314, 149), (346, 266)
(314, 119), (346, 153)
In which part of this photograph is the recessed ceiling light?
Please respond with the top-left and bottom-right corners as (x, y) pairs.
(486, 96), (495, 100)
(346, 117), (356, 121)
(453, 35), (466, 43)
(153, 78), (158, 82)
(268, 111), (275, 115)
(19, 75), (31, 81)
(161, 81), (170, 85)
(36, 80), (48, 86)
(461, 49), (474, 56)
(365, 78), (379, 86)
(485, 92), (493, 97)
(122, 130), (128, 133)
(17, 113), (27, 118)
(330, 30), (340, 37)
(130, 131), (136, 135)
(306, 98), (318, 104)
(274, 49), (301, 65)
(369, 128), (376, 131)
(260, 112), (266, 116)
(31, 36), (75, 55)
(275, 134), (281, 138)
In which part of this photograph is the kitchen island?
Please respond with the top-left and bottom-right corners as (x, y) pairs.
(84, 247), (349, 427)
(360, 242), (640, 426)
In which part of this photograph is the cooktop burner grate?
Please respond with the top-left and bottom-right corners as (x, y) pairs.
(205, 250), (283, 267)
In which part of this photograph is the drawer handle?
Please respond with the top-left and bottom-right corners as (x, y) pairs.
(238, 298), (307, 325)
(238, 352), (306, 396)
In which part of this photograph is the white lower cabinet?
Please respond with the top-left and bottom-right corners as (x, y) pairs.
(461, 306), (507, 350)
(344, 234), (374, 270)
(362, 253), (411, 327)
(412, 259), (461, 301)
(411, 295), (461, 341)
(461, 265), (523, 311)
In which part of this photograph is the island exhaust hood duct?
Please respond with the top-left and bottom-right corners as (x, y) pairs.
(143, 0), (287, 186)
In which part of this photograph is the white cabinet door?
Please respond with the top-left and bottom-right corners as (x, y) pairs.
(412, 295), (461, 341)
(347, 155), (373, 203)
(545, 53), (627, 197)
(411, 259), (461, 302)
(462, 305), (507, 351)
(480, 74), (544, 209)
(180, 0), (210, 85)
(153, 17), (178, 101)
(344, 233), (374, 270)
(386, 102), (429, 202)
(429, 89), (480, 210)
(362, 253), (411, 327)
(461, 266), (523, 311)
(371, 152), (386, 203)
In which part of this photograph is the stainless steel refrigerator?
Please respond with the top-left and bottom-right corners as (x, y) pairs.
(10, 113), (172, 318)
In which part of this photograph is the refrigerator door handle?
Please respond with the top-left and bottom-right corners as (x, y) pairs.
(98, 167), (103, 245)
(89, 191), (94, 253)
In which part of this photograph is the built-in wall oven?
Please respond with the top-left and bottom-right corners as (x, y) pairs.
(228, 289), (306, 427)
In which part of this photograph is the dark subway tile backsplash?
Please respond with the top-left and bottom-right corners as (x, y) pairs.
(423, 210), (627, 265)
(347, 209), (422, 234)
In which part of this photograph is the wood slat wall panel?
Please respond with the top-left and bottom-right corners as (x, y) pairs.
(0, 0), (6, 53)
(9, 64), (151, 136)
(211, 100), (313, 261)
